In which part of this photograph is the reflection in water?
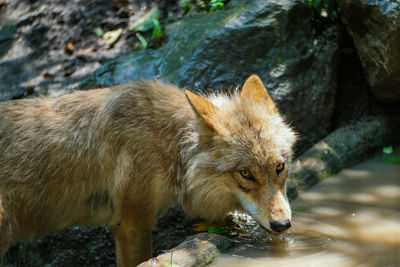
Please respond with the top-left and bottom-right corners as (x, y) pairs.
(213, 157), (400, 267)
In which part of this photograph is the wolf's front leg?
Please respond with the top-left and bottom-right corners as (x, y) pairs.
(109, 219), (153, 267)
(0, 197), (11, 259)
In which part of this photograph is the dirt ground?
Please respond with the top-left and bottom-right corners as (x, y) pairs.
(0, 0), (184, 100)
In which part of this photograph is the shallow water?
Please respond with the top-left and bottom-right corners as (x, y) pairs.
(213, 156), (400, 267)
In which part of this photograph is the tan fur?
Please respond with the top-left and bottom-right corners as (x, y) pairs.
(0, 75), (296, 266)
(240, 74), (277, 113)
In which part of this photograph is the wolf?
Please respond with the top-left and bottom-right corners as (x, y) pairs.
(0, 75), (296, 266)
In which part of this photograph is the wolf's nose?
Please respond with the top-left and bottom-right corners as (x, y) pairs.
(270, 220), (291, 232)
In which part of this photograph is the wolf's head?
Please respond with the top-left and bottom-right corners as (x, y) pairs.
(180, 74), (296, 233)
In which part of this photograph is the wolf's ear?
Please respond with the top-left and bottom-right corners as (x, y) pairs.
(241, 74), (277, 113)
(185, 90), (219, 132)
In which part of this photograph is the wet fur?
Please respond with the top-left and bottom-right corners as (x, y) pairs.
(0, 75), (296, 266)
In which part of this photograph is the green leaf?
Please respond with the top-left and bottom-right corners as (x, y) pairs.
(129, 7), (160, 32)
(180, 0), (193, 13)
(294, 206), (307, 212)
(164, 262), (181, 267)
(383, 146), (393, 154)
(151, 18), (162, 38)
(381, 155), (400, 164)
(93, 27), (103, 37)
(210, 2), (224, 10)
(135, 32), (147, 49)
(209, 0), (225, 12)
(207, 226), (229, 235)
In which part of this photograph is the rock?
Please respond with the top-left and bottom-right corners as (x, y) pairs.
(78, 0), (342, 151)
(152, 205), (201, 256)
(138, 233), (233, 267)
(333, 34), (390, 128)
(0, 1), (176, 103)
(336, 0), (400, 103)
(287, 115), (400, 199)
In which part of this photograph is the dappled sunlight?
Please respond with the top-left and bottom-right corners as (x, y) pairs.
(347, 192), (377, 203)
(339, 168), (373, 179)
(212, 156), (400, 266)
(300, 191), (347, 201)
(371, 184), (400, 199)
(309, 206), (344, 217)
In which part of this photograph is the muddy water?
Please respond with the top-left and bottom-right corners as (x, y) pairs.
(213, 156), (400, 267)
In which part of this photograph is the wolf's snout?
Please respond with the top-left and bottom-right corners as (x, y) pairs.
(270, 220), (291, 232)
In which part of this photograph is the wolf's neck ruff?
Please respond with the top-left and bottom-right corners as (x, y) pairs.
(173, 76), (296, 232)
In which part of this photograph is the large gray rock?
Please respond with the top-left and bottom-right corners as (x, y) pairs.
(79, 0), (341, 151)
(336, 0), (400, 103)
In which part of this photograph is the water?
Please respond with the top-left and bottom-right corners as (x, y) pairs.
(213, 156), (400, 267)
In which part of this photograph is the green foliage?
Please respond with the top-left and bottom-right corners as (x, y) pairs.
(381, 146), (400, 164)
(201, 0), (228, 13)
(180, 0), (194, 14)
(308, 0), (339, 19)
(209, 0), (226, 12)
(195, 221), (231, 237)
(129, 7), (160, 32)
(135, 32), (147, 50)
(93, 27), (103, 37)
(131, 13), (164, 50)
(293, 206), (307, 212)
(383, 146), (393, 154)
(129, 6), (165, 50)
(207, 226), (230, 235)
(151, 18), (163, 38)
(381, 155), (400, 164)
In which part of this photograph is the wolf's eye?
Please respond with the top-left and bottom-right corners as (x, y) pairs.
(276, 162), (285, 175)
(239, 170), (255, 181)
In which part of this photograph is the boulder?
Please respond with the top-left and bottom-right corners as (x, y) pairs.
(79, 0), (341, 151)
(336, 0), (400, 103)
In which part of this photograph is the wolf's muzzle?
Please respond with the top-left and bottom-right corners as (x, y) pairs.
(270, 220), (291, 232)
